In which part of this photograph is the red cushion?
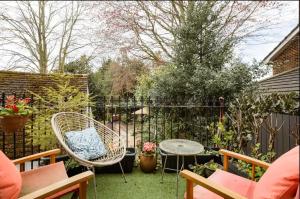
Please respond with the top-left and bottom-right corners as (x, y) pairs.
(253, 146), (299, 199)
(185, 169), (256, 199)
(0, 150), (22, 199)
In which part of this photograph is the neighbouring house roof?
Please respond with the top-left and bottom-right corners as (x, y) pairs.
(263, 25), (299, 64)
(258, 67), (299, 94)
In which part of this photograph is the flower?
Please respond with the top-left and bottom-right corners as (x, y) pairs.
(142, 142), (156, 154)
(0, 96), (32, 116)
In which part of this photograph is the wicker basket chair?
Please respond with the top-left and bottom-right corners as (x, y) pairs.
(51, 112), (127, 197)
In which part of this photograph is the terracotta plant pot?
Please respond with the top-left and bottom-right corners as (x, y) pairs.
(139, 154), (156, 173)
(0, 115), (29, 133)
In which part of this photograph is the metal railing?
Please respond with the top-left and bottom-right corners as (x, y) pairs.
(93, 96), (226, 149)
(1, 92), (298, 161)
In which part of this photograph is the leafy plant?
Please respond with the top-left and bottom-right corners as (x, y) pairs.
(208, 117), (235, 150)
(0, 96), (32, 116)
(28, 74), (92, 151)
(228, 90), (298, 153)
(236, 143), (275, 181)
(192, 160), (223, 177)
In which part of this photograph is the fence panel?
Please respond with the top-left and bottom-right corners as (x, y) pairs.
(259, 113), (299, 158)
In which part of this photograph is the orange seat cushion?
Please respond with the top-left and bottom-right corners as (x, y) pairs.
(253, 146), (299, 199)
(20, 161), (78, 198)
(0, 150), (22, 199)
(186, 169), (256, 199)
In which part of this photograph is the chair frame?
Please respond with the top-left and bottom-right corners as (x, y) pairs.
(51, 112), (128, 198)
(180, 149), (271, 199)
(13, 149), (93, 199)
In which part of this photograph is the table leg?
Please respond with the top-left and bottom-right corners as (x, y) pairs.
(161, 153), (168, 183)
(176, 155), (179, 199)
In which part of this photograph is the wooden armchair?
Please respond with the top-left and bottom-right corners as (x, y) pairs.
(180, 148), (299, 199)
(12, 149), (93, 199)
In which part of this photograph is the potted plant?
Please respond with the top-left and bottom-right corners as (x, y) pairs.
(139, 142), (156, 173)
(0, 95), (32, 133)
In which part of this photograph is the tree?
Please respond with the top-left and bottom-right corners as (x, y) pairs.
(0, 1), (88, 73)
(64, 55), (93, 74)
(90, 1), (282, 63)
(89, 57), (148, 98)
(135, 2), (268, 102)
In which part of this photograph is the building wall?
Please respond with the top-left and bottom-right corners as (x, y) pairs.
(0, 71), (88, 96)
(272, 34), (299, 75)
(259, 67), (299, 95)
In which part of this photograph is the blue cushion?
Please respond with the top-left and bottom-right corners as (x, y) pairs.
(65, 127), (107, 160)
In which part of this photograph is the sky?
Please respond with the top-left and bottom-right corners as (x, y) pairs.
(0, 1), (299, 73)
(236, 1), (299, 64)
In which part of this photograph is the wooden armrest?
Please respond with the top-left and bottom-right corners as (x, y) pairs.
(12, 149), (61, 165)
(180, 170), (246, 199)
(219, 149), (270, 169)
(19, 171), (94, 199)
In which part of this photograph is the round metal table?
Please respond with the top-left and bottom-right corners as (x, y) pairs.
(159, 139), (204, 199)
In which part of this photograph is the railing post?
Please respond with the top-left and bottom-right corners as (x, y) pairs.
(103, 96), (106, 125)
(118, 96), (121, 139)
(133, 96), (136, 148)
(219, 97), (224, 123)
(126, 96), (129, 148)
(22, 93), (26, 158)
(111, 96), (114, 131)
(141, 96), (144, 149)
(155, 97), (158, 145)
(148, 96), (151, 142)
(30, 94), (34, 169)
(1, 92), (5, 153)
(13, 92), (16, 159)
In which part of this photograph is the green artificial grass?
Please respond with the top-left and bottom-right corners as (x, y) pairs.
(85, 167), (185, 199)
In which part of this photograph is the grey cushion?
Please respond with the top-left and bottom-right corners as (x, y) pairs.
(65, 127), (107, 160)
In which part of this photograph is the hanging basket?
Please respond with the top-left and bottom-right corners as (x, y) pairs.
(0, 115), (29, 133)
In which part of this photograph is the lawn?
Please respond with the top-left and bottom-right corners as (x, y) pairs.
(85, 167), (186, 199)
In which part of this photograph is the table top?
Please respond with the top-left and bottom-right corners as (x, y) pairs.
(159, 139), (204, 156)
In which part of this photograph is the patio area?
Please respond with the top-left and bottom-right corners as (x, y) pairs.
(0, 1), (299, 199)
(84, 168), (185, 199)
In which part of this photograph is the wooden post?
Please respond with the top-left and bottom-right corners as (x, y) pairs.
(251, 164), (255, 180)
(223, 155), (228, 171)
(50, 154), (56, 164)
(79, 181), (87, 199)
(186, 180), (193, 199)
(20, 163), (25, 172)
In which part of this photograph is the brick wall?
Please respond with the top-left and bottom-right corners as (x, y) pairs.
(0, 71), (88, 96)
(272, 34), (299, 75)
(0, 71), (88, 159)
